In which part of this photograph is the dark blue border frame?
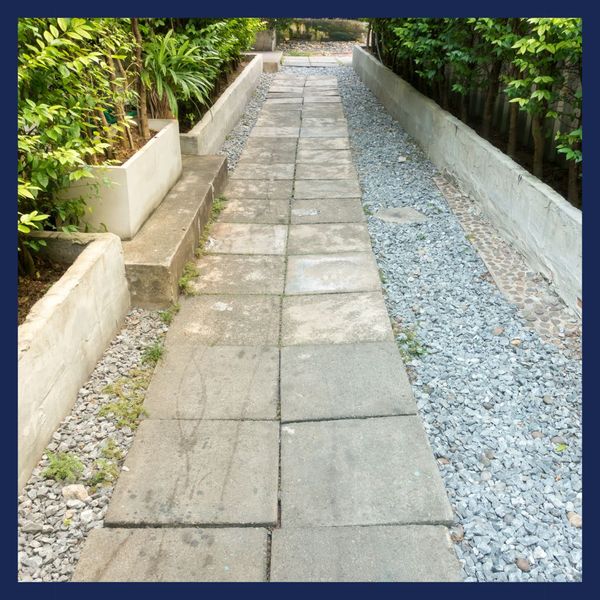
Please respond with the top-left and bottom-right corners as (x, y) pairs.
(4, 1), (596, 596)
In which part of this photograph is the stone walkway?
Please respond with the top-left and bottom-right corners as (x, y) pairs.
(72, 72), (461, 582)
(283, 55), (352, 67)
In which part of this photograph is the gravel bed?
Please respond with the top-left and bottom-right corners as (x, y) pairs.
(18, 309), (167, 581)
(219, 72), (275, 172)
(285, 66), (583, 582)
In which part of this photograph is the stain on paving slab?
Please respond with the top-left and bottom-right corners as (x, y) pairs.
(285, 252), (380, 295)
(105, 420), (279, 526)
(291, 198), (365, 224)
(166, 294), (281, 346)
(282, 292), (393, 346)
(144, 345), (279, 420)
(287, 223), (372, 254)
(73, 527), (268, 582)
(270, 525), (461, 582)
(280, 416), (454, 527)
(281, 342), (417, 421)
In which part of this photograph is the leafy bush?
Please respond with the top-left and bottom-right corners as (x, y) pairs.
(42, 451), (84, 482)
(368, 18), (582, 204)
(17, 17), (136, 274)
(17, 17), (263, 278)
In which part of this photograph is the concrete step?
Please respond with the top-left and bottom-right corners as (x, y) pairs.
(123, 155), (227, 309)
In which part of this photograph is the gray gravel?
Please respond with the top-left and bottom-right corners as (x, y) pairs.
(220, 72), (275, 171)
(284, 65), (582, 582)
(18, 309), (167, 582)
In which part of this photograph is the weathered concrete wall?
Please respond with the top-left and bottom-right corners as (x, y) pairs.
(62, 120), (182, 240)
(353, 46), (582, 315)
(18, 233), (130, 491)
(181, 54), (263, 155)
(254, 29), (276, 52)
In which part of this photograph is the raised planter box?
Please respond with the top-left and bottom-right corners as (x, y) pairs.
(353, 46), (582, 316)
(61, 119), (182, 240)
(180, 54), (263, 155)
(18, 233), (130, 491)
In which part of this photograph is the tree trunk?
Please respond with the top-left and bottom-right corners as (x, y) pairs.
(107, 55), (134, 151)
(507, 101), (519, 159)
(131, 18), (150, 140)
(460, 95), (468, 122)
(482, 60), (502, 138)
(531, 113), (545, 179)
(568, 161), (580, 206)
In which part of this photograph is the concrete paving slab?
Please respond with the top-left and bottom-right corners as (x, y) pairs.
(283, 57), (311, 66)
(305, 78), (338, 86)
(296, 149), (353, 164)
(105, 420), (279, 526)
(73, 527), (269, 582)
(238, 148), (297, 164)
(220, 197), (289, 224)
(287, 223), (371, 254)
(374, 207), (428, 224)
(267, 92), (304, 99)
(255, 114), (302, 128)
(224, 179), (292, 200)
(282, 292), (393, 346)
(302, 88), (339, 96)
(294, 179), (361, 199)
(144, 345), (278, 420)
(244, 137), (297, 152)
(297, 138), (350, 151)
(270, 86), (304, 94)
(303, 96), (342, 103)
(250, 126), (299, 138)
(166, 295), (280, 346)
(280, 342), (416, 421)
(192, 254), (285, 295)
(301, 105), (345, 118)
(301, 117), (347, 127)
(300, 126), (349, 138)
(263, 97), (303, 105)
(291, 198), (365, 224)
(295, 163), (357, 180)
(280, 416), (454, 526)
(285, 252), (380, 295)
(270, 525), (461, 582)
(208, 223), (287, 255)
(230, 163), (295, 181)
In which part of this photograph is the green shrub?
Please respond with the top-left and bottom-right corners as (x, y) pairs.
(42, 451), (84, 482)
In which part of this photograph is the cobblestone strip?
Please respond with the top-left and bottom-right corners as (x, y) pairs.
(434, 174), (581, 359)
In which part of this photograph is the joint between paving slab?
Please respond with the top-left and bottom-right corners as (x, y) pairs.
(281, 412), (418, 425)
(103, 521), (278, 529)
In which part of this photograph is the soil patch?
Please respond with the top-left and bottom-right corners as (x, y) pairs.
(18, 259), (69, 326)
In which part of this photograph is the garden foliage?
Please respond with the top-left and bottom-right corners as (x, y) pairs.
(367, 18), (582, 204)
(17, 17), (263, 274)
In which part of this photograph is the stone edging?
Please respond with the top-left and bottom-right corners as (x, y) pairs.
(352, 45), (581, 317)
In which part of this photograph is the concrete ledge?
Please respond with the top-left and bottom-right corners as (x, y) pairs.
(256, 51), (283, 73)
(353, 45), (582, 315)
(61, 120), (182, 240)
(18, 233), (130, 491)
(123, 154), (228, 309)
(181, 54), (263, 155)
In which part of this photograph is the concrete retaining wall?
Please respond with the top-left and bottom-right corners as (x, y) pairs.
(353, 46), (582, 315)
(180, 54), (263, 155)
(18, 233), (130, 491)
(62, 119), (182, 241)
